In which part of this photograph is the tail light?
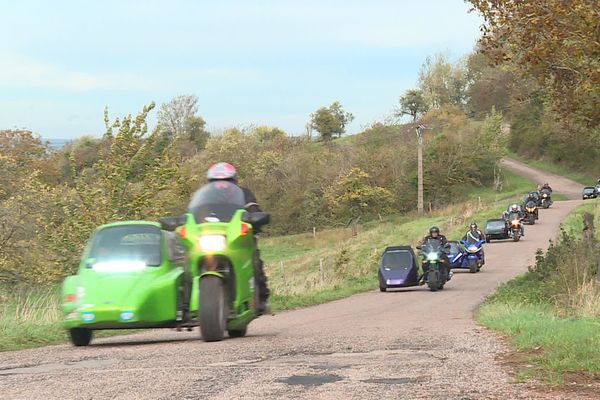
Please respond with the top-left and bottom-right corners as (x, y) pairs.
(65, 294), (76, 302)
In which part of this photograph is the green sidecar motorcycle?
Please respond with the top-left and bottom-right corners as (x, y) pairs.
(62, 181), (269, 345)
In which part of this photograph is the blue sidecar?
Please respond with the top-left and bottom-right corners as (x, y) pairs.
(447, 240), (485, 273)
(447, 241), (465, 269)
(378, 246), (420, 292)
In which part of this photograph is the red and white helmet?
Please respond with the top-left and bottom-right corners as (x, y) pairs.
(207, 162), (238, 182)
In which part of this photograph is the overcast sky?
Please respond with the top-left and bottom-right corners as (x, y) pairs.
(0, 1), (483, 139)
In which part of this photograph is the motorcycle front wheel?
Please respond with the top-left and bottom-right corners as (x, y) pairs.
(199, 276), (228, 342)
(427, 267), (439, 292)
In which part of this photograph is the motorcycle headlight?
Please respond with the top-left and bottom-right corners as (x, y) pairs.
(542, 194), (548, 198)
(467, 246), (478, 253)
(511, 220), (519, 226)
(426, 252), (439, 262)
(199, 235), (227, 252)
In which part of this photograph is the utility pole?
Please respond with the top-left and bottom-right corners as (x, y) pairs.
(416, 125), (425, 214)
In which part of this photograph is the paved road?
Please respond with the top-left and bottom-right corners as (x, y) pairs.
(0, 160), (591, 399)
(501, 158), (583, 200)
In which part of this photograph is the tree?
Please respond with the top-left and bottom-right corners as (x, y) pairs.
(418, 54), (468, 109)
(157, 95), (200, 139)
(397, 89), (428, 122)
(187, 115), (209, 149)
(467, 0), (600, 128)
(324, 167), (394, 220)
(252, 125), (286, 143)
(309, 101), (354, 141)
(35, 103), (182, 279)
(465, 52), (513, 119)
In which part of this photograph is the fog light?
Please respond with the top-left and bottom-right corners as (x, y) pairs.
(81, 312), (95, 322)
(120, 311), (134, 321)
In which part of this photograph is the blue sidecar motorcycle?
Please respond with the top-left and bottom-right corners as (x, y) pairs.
(447, 240), (485, 273)
(460, 239), (485, 273)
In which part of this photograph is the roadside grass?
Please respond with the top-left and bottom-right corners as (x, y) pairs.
(0, 286), (63, 351)
(477, 201), (600, 383)
(0, 286), (141, 351)
(507, 151), (595, 186)
(1, 170), (534, 351)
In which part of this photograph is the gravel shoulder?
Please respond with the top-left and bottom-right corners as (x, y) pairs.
(0, 159), (590, 400)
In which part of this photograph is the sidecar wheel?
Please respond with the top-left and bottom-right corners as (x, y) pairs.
(69, 328), (92, 346)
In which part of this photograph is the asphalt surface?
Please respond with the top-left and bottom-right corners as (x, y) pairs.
(0, 159), (592, 399)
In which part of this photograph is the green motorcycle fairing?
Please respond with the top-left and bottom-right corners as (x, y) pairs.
(62, 221), (192, 330)
(178, 181), (261, 332)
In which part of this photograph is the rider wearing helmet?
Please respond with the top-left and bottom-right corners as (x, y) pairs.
(420, 226), (452, 281)
(462, 223), (486, 265)
(505, 204), (525, 236)
(524, 191), (540, 207)
(541, 182), (553, 193)
(206, 162), (270, 313)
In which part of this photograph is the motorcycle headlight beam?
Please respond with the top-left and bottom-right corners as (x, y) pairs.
(426, 252), (439, 262)
(199, 235), (227, 252)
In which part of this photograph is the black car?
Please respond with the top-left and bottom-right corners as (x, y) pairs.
(484, 219), (510, 242)
(582, 187), (597, 200)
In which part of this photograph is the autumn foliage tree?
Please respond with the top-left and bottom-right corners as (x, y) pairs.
(467, 0), (600, 128)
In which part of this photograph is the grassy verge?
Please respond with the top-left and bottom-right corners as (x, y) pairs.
(0, 170), (534, 351)
(507, 151), (595, 186)
(0, 286), (141, 351)
(477, 201), (600, 383)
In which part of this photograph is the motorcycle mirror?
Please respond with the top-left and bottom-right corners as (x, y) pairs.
(160, 215), (187, 231)
(242, 212), (271, 227)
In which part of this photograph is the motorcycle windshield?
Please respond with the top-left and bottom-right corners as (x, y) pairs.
(422, 238), (444, 254)
(188, 181), (246, 223)
(447, 241), (461, 254)
(464, 233), (482, 243)
(88, 225), (162, 268)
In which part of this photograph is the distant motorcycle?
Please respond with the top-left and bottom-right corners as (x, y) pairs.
(539, 189), (552, 209)
(508, 218), (523, 242)
(523, 201), (539, 225)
